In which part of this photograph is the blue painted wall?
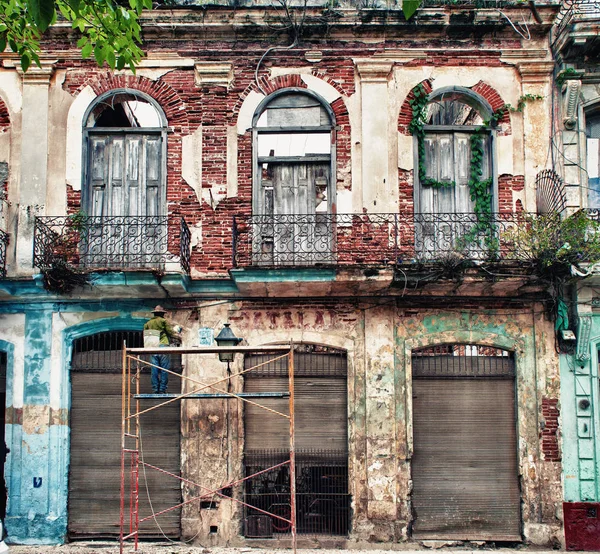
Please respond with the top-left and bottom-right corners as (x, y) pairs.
(2, 304), (149, 544)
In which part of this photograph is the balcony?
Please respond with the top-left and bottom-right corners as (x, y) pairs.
(34, 215), (191, 274)
(553, 0), (600, 60)
(233, 212), (529, 269)
(0, 229), (7, 278)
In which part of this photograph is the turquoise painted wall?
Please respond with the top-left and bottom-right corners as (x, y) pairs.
(561, 314), (600, 503)
(0, 301), (150, 544)
(4, 307), (68, 544)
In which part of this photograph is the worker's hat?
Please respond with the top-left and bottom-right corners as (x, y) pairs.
(152, 305), (166, 314)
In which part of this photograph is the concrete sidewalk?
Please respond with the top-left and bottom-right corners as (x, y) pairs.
(5, 544), (566, 554)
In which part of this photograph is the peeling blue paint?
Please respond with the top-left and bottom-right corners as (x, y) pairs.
(230, 267), (336, 283)
(23, 310), (52, 404)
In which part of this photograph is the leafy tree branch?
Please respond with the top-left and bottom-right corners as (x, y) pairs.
(0, 0), (151, 71)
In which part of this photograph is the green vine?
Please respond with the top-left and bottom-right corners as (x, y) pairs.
(556, 68), (581, 88)
(409, 87), (543, 257)
(409, 83), (455, 190)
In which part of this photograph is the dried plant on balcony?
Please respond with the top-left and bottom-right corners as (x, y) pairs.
(503, 211), (600, 278)
(40, 211), (90, 294)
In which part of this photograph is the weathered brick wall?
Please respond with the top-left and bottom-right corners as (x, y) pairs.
(541, 397), (561, 462)
(52, 34), (530, 276)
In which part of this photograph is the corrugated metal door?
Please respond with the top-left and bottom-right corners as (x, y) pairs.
(243, 347), (350, 536)
(411, 345), (521, 541)
(68, 331), (181, 538)
(244, 351), (347, 453)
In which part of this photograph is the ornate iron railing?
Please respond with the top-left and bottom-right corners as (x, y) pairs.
(33, 215), (191, 274)
(232, 212), (533, 268)
(0, 229), (7, 278)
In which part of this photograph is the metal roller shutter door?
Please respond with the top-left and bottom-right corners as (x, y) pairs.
(69, 363), (181, 538)
(411, 377), (521, 540)
(244, 377), (347, 452)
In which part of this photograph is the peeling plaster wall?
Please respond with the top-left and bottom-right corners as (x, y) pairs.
(0, 300), (563, 546)
(174, 302), (562, 546)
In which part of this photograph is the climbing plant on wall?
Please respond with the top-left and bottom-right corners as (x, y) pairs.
(409, 84), (543, 258)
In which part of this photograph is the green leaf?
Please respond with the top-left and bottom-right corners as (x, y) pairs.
(27, 0), (55, 32)
(21, 51), (30, 72)
(106, 49), (116, 69)
(402, 0), (421, 19)
(0, 34), (6, 54)
(93, 45), (105, 66)
(81, 42), (92, 59)
(66, 0), (81, 12)
(116, 56), (126, 70)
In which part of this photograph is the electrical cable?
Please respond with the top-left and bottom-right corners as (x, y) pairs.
(498, 10), (531, 40)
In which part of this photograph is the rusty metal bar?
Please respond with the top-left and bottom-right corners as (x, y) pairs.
(127, 345), (291, 355)
(289, 343), (297, 554)
(134, 356), (140, 551)
(119, 341), (127, 554)
(134, 392), (290, 399)
(120, 342), (296, 552)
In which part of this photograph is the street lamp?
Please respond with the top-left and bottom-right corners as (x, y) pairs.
(214, 323), (243, 366)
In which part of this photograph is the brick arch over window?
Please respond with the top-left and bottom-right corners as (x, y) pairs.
(67, 74), (191, 212)
(86, 74), (190, 135)
(233, 70), (353, 120)
(234, 73), (351, 203)
(398, 80), (511, 136)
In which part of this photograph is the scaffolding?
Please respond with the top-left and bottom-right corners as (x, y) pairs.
(120, 343), (297, 554)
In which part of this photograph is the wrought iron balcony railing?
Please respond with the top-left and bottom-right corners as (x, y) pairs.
(34, 215), (191, 274)
(0, 229), (7, 278)
(232, 212), (534, 268)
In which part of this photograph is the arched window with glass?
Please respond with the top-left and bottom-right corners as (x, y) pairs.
(81, 90), (168, 268)
(252, 89), (336, 265)
(415, 87), (496, 258)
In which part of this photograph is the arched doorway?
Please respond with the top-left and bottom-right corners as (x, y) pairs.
(68, 330), (181, 539)
(411, 344), (521, 540)
(243, 344), (350, 537)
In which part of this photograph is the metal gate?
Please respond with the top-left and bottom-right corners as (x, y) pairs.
(243, 345), (350, 536)
(411, 344), (521, 541)
(69, 330), (182, 538)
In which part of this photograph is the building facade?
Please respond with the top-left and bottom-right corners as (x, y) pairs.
(553, 1), (600, 550)
(0, 1), (565, 547)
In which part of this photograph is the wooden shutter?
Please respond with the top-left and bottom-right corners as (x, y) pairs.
(69, 353), (181, 538)
(411, 356), (520, 541)
(86, 133), (163, 219)
(88, 136), (109, 217)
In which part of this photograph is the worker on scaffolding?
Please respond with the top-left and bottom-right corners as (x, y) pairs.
(144, 305), (176, 394)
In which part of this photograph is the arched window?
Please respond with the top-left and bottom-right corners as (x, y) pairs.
(81, 90), (168, 268)
(252, 89), (336, 265)
(82, 90), (167, 218)
(586, 110), (600, 207)
(416, 87), (495, 215)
